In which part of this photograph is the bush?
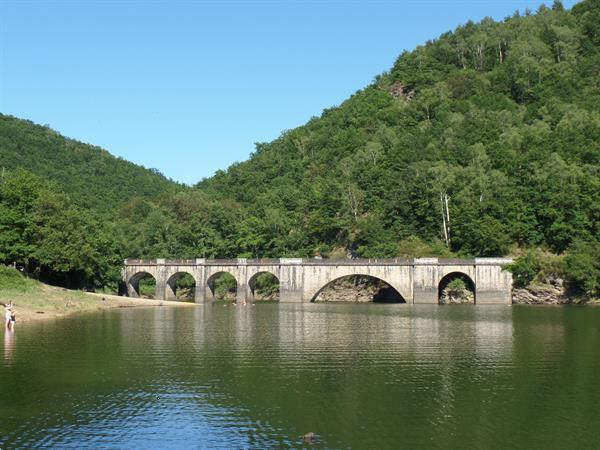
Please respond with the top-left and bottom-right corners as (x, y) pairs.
(439, 276), (474, 304)
(563, 240), (600, 297)
(396, 236), (453, 258)
(447, 278), (467, 291)
(506, 251), (542, 288)
(253, 273), (279, 299)
(138, 276), (156, 298)
(213, 273), (237, 300)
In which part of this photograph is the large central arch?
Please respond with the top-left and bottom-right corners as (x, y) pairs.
(302, 264), (413, 303)
(310, 275), (406, 303)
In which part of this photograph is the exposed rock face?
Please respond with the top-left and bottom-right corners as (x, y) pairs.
(439, 286), (474, 304)
(512, 282), (573, 304)
(252, 291), (278, 301)
(313, 277), (380, 302)
(313, 276), (403, 303)
(387, 81), (415, 101)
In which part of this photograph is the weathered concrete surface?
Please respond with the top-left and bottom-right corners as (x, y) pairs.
(122, 257), (513, 305)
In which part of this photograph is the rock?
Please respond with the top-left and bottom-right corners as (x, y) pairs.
(512, 282), (573, 304)
(313, 277), (385, 303)
(301, 432), (316, 444)
(388, 81), (415, 101)
(439, 286), (474, 304)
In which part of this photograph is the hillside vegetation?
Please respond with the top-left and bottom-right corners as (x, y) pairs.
(195, 0), (599, 259)
(0, 114), (181, 213)
(0, 0), (598, 297)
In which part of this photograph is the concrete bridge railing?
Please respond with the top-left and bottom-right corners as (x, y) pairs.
(122, 257), (513, 305)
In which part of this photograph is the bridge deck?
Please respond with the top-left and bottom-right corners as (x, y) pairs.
(124, 257), (510, 267)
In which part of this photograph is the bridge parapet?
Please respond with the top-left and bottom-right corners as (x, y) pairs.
(125, 257), (509, 266)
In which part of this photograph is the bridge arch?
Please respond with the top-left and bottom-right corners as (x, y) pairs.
(166, 271), (196, 301)
(206, 271), (238, 302)
(438, 272), (476, 304)
(248, 271), (280, 302)
(310, 274), (406, 304)
(126, 271), (157, 299)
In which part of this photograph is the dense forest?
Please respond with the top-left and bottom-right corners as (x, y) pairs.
(0, 115), (181, 213)
(0, 0), (598, 296)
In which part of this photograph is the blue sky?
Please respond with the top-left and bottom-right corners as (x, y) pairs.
(1, 0), (577, 185)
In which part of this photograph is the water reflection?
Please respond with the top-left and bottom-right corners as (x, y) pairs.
(1, 305), (599, 449)
(3, 327), (14, 364)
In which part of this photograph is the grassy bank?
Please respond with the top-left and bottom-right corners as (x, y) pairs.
(0, 267), (194, 323)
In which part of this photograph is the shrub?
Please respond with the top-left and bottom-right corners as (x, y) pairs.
(563, 240), (600, 297)
(447, 277), (467, 291)
(506, 251), (541, 288)
(396, 236), (453, 258)
(214, 273), (237, 300)
(138, 276), (156, 298)
(253, 273), (279, 299)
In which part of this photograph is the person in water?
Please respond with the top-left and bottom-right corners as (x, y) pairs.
(3, 302), (14, 329)
(9, 306), (16, 329)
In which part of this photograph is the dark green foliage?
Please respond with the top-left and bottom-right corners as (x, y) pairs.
(193, 0), (599, 262)
(0, 114), (182, 213)
(138, 275), (156, 298)
(563, 240), (600, 297)
(447, 277), (468, 291)
(0, 169), (122, 289)
(506, 252), (543, 289)
(251, 273), (280, 300)
(174, 273), (196, 300)
(212, 273), (237, 300)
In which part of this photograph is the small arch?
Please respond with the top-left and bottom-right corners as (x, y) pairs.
(248, 272), (280, 302)
(206, 271), (238, 301)
(128, 272), (156, 299)
(438, 272), (476, 304)
(311, 275), (406, 304)
(166, 271), (196, 301)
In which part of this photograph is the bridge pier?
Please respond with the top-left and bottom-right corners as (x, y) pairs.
(413, 258), (439, 304)
(236, 261), (248, 304)
(279, 259), (304, 303)
(474, 259), (513, 304)
(194, 278), (206, 303)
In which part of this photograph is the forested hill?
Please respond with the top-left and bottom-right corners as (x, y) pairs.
(196, 0), (599, 259)
(0, 114), (181, 213)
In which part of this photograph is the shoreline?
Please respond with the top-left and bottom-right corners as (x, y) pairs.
(2, 283), (598, 326)
(1, 285), (195, 324)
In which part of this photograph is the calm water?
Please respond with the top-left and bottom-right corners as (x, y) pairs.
(1, 304), (599, 449)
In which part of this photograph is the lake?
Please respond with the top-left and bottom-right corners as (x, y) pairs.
(1, 304), (599, 449)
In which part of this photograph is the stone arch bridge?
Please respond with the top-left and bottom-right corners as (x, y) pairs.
(123, 258), (513, 304)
